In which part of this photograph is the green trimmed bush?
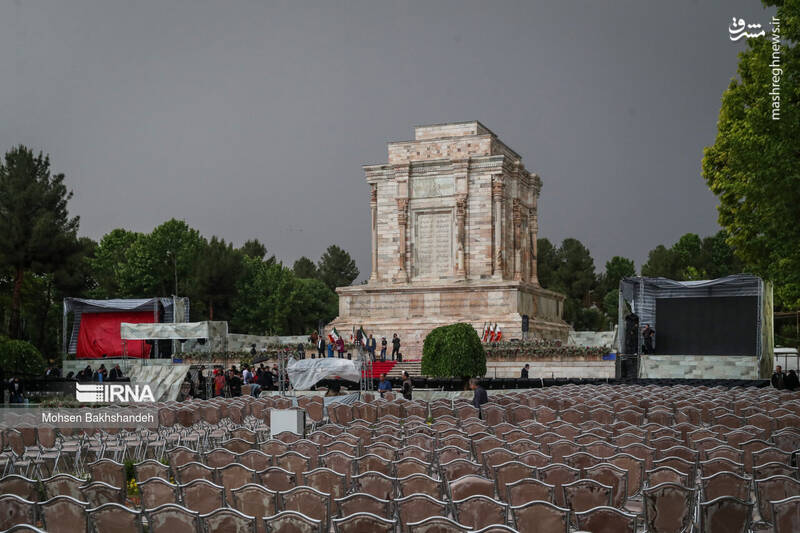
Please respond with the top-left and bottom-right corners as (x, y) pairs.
(421, 323), (487, 378)
(0, 338), (46, 376)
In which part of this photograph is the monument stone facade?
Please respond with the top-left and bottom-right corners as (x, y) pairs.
(328, 121), (568, 357)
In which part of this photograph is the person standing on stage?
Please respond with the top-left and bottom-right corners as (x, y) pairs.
(642, 324), (655, 354)
(317, 335), (326, 358)
(391, 333), (401, 361)
(367, 334), (377, 361)
(336, 337), (346, 358)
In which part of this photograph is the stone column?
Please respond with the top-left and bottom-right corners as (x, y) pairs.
(455, 194), (468, 277)
(521, 211), (531, 282)
(396, 198), (409, 282)
(513, 199), (523, 281)
(529, 205), (539, 284)
(492, 175), (505, 279)
(529, 174), (541, 285)
(369, 184), (378, 282)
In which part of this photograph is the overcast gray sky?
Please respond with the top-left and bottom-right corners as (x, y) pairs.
(1, 0), (775, 279)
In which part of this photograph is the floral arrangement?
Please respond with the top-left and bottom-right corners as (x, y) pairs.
(484, 339), (610, 361)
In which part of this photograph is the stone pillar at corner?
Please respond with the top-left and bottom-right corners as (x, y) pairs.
(327, 121), (568, 358)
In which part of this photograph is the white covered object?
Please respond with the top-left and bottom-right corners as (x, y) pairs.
(120, 321), (228, 340)
(271, 408), (306, 436)
(287, 358), (362, 390)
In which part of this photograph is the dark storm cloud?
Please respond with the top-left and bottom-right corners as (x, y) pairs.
(0, 0), (775, 277)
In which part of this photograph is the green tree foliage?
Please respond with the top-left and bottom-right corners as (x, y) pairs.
(594, 257), (636, 326)
(641, 244), (682, 280)
(0, 337), (46, 376)
(603, 289), (620, 324)
(317, 245), (359, 291)
(290, 277), (339, 332)
(136, 219), (205, 297)
(641, 231), (743, 281)
(536, 238), (561, 291)
(557, 238), (597, 302)
(702, 0), (800, 309)
(293, 256), (318, 279)
(421, 323), (486, 378)
(240, 239), (269, 261)
(0, 146), (81, 339)
(90, 229), (141, 298)
(192, 237), (244, 320)
(231, 257), (297, 335)
(537, 237), (602, 329)
(599, 256), (636, 295)
(83, 220), (348, 336)
(230, 257), (337, 335)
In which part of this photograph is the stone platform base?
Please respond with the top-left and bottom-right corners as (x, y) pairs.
(486, 360), (615, 379)
(639, 354), (759, 380)
(329, 280), (569, 358)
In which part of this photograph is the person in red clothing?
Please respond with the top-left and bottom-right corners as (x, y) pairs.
(336, 337), (346, 358)
(213, 369), (226, 397)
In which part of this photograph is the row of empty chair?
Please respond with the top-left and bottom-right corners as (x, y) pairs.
(1, 382), (799, 531)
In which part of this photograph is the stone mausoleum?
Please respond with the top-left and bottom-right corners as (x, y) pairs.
(328, 122), (568, 357)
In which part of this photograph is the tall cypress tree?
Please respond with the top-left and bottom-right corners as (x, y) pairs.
(0, 146), (80, 339)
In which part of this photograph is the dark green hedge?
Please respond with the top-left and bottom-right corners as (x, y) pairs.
(421, 323), (487, 378)
(0, 337), (46, 376)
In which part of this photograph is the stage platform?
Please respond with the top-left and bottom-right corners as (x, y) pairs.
(639, 354), (759, 380)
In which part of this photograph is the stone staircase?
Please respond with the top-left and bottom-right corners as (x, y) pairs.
(387, 360), (423, 378)
(364, 361), (398, 378)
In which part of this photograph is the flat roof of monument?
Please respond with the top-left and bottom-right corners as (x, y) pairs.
(412, 120), (494, 131)
(411, 120), (499, 141)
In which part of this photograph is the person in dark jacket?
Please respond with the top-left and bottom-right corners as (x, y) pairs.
(380, 337), (388, 361)
(784, 369), (799, 391)
(470, 378), (488, 412)
(367, 334), (377, 361)
(520, 364), (530, 379)
(401, 371), (413, 400)
(317, 336), (326, 358)
(197, 366), (207, 399)
(772, 366), (786, 389)
(108, 364), (123, 381)
(226, 369), (242, 397)
(391, 334), (401, 361)
(9, 377), (24, 403)
(257, 365), (274, 391)
(642, 324), (655, 354)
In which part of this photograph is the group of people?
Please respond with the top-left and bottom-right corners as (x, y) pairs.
(376, 371), (490, 419)
(310, 331), (403, 362)
(68, 363), (124, 382)
(376, 371), (413, 400)
(771, 365), (799, 390)
(363, 333), (402, 362)
(205, 363), (284, 399)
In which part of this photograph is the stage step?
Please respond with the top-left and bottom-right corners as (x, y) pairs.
(363, 361), (398, 378)
(387, 360), (422, 378)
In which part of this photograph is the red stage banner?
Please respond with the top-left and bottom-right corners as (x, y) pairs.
(76, 311), (155, 359)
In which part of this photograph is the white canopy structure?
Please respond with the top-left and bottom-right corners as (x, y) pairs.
(287, 358), (363, 391)
(120, 321), (228, 340)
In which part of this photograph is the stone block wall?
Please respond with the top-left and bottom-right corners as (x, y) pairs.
(486, 360), (615, 379)
(639, 355), (759, 379)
